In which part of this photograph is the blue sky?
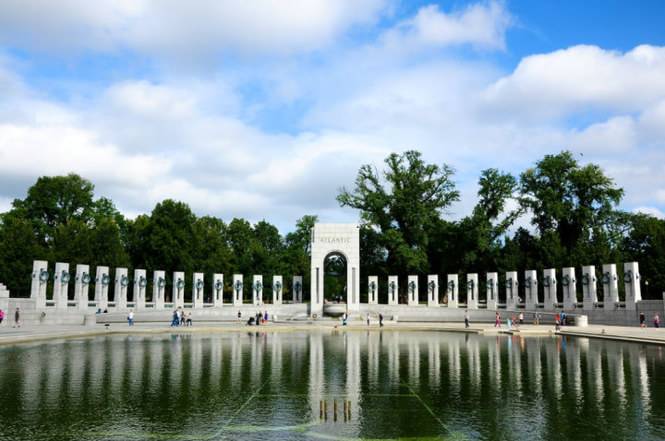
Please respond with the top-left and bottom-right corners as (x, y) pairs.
(1, 0), (665, 231)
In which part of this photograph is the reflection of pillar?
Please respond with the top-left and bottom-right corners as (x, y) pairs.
(30, 260), (49, 309)
(545, 339), (562, 397)
(524, 270), (538, 310)
(427, 275), (438, 307)
(447, 274), (458, 308)
(448, 336), (461, 393)
(367, 331), (380, 386)
(230, 334), (242, 390)
(153, 270), (166, 310)
(368, 276), (378, 305)
(623, 262), (641, 310)
(95, 266), (110, 311)
(388, 275), (398, 305)
(292, 275), (303, 303)
(53, 262), (70, 309)
(408, 336), (420, 386)
(272, 275), (283, 305)
(346, 332), (361, 419)
(75, 264), (91, 311)
(271, 333), (283, 384)
(466, 273), (478, 309)
(233, 274), (244, 306)
(213, 273), (224, 307)
(114, 268), (128, 310)
(570, 338), (584, 404)
(486, 272), (498, 310)
(387, 332), (400, 386)
(252, 275), (262, 306)
(601, 263), (619, 307)
(133, 269), (147, 310)
(488, 337), (502, 392)
(505, 271), (518, 310)
(582, 265), (597, 310)
(526, 339), (542, 394)
(407, 275), (418, 306)
(308, 332), (324, 420)
(250, 332), (263, 385)
(427, 339), (440, 390)
(173, 271), (185, 309)
(607, 347), (625, 404)
(562, 267), (577, 310)
(192, 272), (204, 308)
(586, 342), (604, 407)
(542, 268), (557, 310)
(467, 338), (481, 391)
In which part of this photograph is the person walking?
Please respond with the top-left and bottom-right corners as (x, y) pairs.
(654, 314), (661, 328)
(179, 308), (185, 326)
(640, 312), (646, 328)
(264, 311), (269, 323)
(518, 312), (524, 325)
(127, 309), (134, 326)
(13, 307), (20, 328)
(379, 313), (384, 327)
(186, 312), (192, 327)
(464, 310), (470, 329)
(0, 308), (5, 326)
(171, 310), (179, 327)
(494, 312), (501, 328)
(366, 314), (370, 326)
(560, 311), (566, 327)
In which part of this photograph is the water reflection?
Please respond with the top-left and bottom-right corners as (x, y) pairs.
(1, 331), (664, 441)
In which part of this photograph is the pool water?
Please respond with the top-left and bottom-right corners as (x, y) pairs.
(0, 330), (664, 441)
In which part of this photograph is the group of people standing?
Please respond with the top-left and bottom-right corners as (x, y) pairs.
(0, 307), (20, 328)
(244, 310), (270, 325)
(639, 312), (660, 328)
(170, 308), (193, 327)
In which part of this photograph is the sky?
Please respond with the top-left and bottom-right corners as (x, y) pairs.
(1, 0), (665, 231)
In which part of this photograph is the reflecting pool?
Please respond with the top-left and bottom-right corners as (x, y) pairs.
(1, 330), (664, 440)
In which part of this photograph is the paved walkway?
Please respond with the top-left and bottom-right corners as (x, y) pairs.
(1, 321), (664, 346)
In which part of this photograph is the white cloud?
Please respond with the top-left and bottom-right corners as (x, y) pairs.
(0, 0), (388, 56)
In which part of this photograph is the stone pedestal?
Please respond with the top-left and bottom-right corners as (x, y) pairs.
(95, 266), (110, 311)
(407, 275), (418, 306)
(153, 270), (166, 310)
(623, 262), (641, 310)
(114, 268), (129, 310)
(252, 275), (263, 306)
(542, 268), (557, 310)
(582, 265), (597, 310)
(466, 273), (478, 309)
(192, 272), (204, 308)
(388, 276), (399, 305)
(524, 270), (538, 310)
(601, 263), (619, 308)
(172, 271), (185, 309)
(272, 275), (283, 305)
(505, 271), (518, 310)
(53, 262), (70, 309)
(562, 267), (576, 310)
(75, 264), (91, 311)
(368, 276), (378, 305)
(292, 276), (303, 303)
(486, 272), (498, 310)
(213, 274), (224, 307)
(427, 275), (438, 307)
(30, 260), (49, 309)
(134, 269), (147, 310)
(447, 274), (458, 308)
(233, 274), (244, 306)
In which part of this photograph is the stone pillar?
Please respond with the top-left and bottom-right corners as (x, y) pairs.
(466, 273), (479, 309)
(95, 266), (110, 311)
(74, 264), (91, 311)
(172, 271), (185, 309)
(30, 260), (49, 309)
(601, 263), (619, 308)
(542, 268), (557, 310)
(53, 262), (70, 309)
(153, 270), (166, 310)
(447, 274), (458, 308)
(233, 274), (244, 306)
(407, 275), (418, 306)
(252, 275), (263, 306)
(368, 276), (378, 305)
(292, 276), (303, 303)
(114, 268), (129, 310)
(623, 262), (641, 310)
(582, 265), (597, 310)
(133, 269), (147, 310)
(192, 272), (204, 308)
(561, 267), (576, 310)
(213, 274), (224, 307)
(427, 275), (438, 307)
(505, 271), (518, 310)
(388, 276), (398, 305)
(524, 270), (538, 310)
(486, 272), (498, 310)
(272, 275), (283, 305)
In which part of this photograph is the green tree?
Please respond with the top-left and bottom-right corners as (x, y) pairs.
(0, 211), (43, 296)
(338, 150), (459, 274)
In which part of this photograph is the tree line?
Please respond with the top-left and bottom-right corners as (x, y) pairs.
(1, 150), (664, 303)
